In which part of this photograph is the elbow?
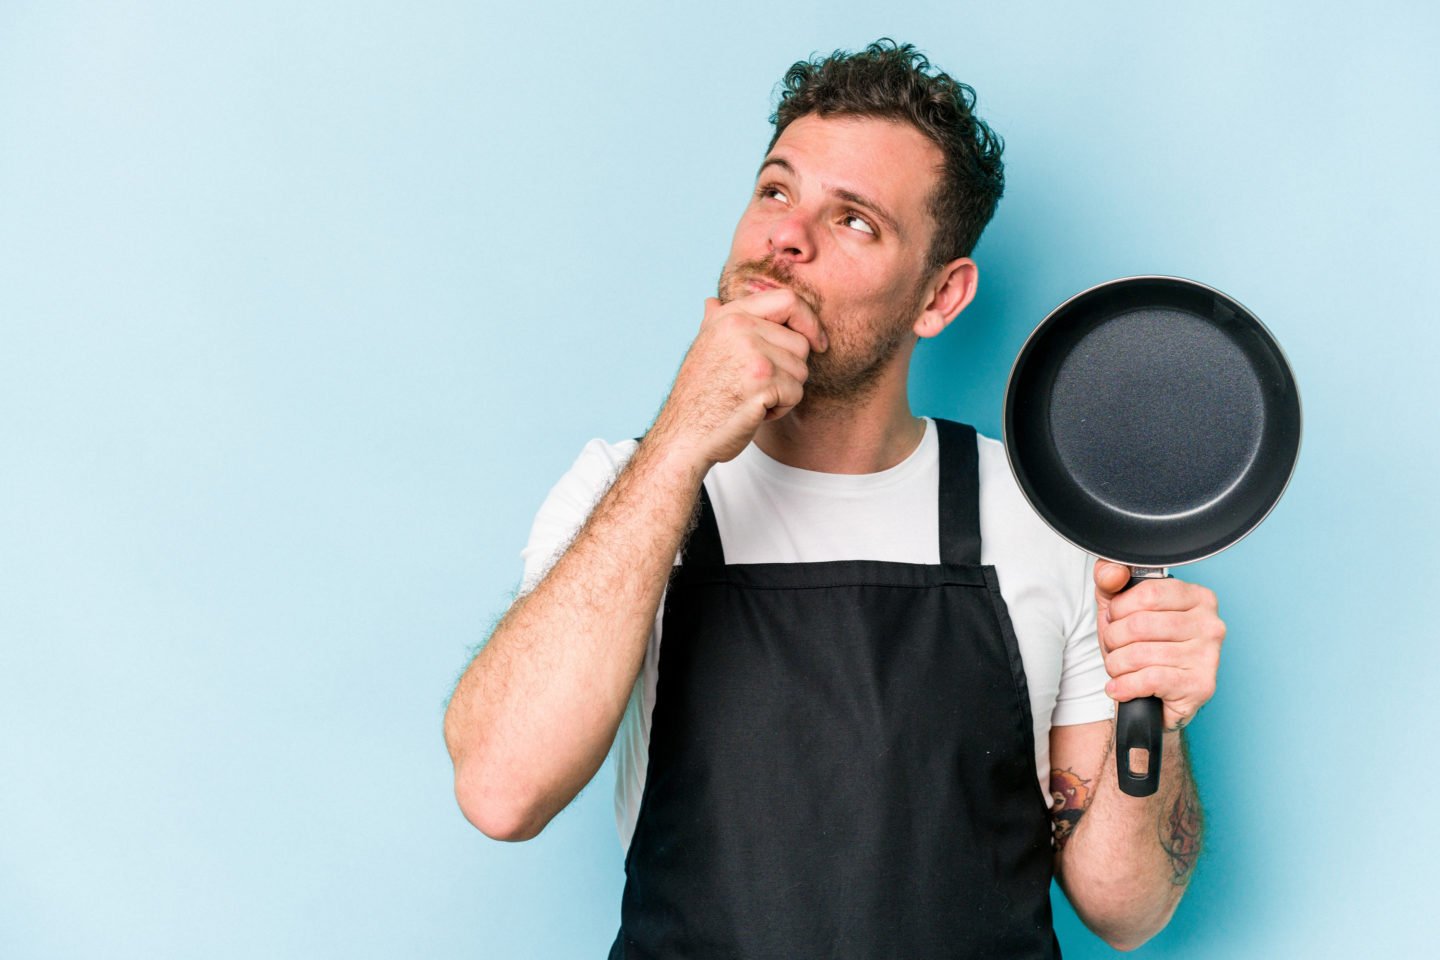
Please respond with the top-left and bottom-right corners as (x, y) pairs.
(452, 762), (552, 842)
(1086, 904), (1178, 953)
(1079, 915), (1160, 953)
(1101, 933), (1150, 953)
(444, 702), (547, 842)
(1059, 874), (1178, 953)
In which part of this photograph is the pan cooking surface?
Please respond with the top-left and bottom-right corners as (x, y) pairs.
(1048, 307), (1265, 518)
(1005, 277), (1301, 567)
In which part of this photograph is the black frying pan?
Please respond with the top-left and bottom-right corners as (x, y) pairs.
(1003, 276), (1300, 797)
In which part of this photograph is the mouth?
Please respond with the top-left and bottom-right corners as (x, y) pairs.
(743, 277), (782, 293)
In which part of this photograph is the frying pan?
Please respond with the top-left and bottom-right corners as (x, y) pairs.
(1003, 275), (1300, 797)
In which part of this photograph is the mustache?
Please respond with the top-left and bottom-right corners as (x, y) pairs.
(728, 257), (824, 314)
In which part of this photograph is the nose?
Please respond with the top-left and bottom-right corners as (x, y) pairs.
(767, 208), (815, 263)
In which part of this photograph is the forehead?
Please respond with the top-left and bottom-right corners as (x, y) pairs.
(765, 114), (944, 230)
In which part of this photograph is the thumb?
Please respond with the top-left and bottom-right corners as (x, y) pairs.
(1093, 560), (1130, 606)
(703, 297), (723, 323)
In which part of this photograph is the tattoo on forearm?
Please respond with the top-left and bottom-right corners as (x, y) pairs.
(1049, 767), (1094, 851)
(1160, 773), (1204, 885)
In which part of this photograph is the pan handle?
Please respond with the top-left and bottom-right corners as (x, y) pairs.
(1115, 568), (1169, 797)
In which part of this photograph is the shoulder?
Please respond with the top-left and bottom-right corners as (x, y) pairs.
(972, 426), (1093, 589)
(519, 436), (641, 593)
(535, 435), (642, 522)
(973, 429), (1033, 523)
(974, 429), (1008, 475)
(559, 436), (640, 494)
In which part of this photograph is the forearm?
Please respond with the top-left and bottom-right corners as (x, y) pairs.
(1055, 727), (1204, 951)
(443, 433), (707, 840)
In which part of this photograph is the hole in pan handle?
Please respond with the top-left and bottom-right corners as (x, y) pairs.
(1115, 568), (1169, 797)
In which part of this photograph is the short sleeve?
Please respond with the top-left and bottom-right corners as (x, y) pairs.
(1049, 551), (1116, 726)
(519, 438), (640, 596)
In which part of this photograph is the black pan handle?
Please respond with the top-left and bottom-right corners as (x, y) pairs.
(1115, 569), (1170, 797)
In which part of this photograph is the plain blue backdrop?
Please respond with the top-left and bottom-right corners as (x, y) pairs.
(3, 1), (1436, 957)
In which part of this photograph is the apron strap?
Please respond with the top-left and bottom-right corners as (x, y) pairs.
(634, 434), (727, 568)
(935, 419), (982, 566)
(685, 483), (726, 566)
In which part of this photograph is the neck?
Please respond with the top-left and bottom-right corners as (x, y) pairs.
(753, 355), (924, 474)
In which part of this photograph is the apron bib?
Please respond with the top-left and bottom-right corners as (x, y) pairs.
(609, 420), (1058, 959)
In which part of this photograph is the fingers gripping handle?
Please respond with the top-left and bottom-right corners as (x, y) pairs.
(1115, 568), (1169, 798)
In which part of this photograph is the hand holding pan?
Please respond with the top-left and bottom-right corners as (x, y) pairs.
(1003, 276), (1301, 797)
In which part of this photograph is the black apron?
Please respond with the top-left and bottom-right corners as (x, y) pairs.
(609, 419), (1058, 959)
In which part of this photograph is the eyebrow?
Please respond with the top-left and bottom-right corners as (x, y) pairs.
(755, 156), (903, 239)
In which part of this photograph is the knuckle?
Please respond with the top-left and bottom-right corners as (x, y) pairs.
(1135, 641), (1163, 670)
(1203, 643), (1221, 672)
(747, 356), (774, 381)
(1106, 619), (1129, 648)
(719, 312), (749, 335)
(1106, 647), (1131, 676)
(1118, 610), (1142, 639)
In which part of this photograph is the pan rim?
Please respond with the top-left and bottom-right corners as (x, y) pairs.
(1000, 274), (1304, 568)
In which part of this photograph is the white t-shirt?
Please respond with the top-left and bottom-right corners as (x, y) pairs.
(520, 418), (1114, 852)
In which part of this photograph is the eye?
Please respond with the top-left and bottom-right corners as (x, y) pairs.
(842, 212), (876, 236)
(756, 184), (789, 204)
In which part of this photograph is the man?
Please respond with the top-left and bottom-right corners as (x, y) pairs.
(444, 39), (1223, 957)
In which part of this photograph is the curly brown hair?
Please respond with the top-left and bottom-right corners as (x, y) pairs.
(768, 38), (1005, 269)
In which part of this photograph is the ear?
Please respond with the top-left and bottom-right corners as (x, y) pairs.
(912, 257), (978, 339)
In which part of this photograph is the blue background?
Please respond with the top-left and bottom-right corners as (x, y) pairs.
(3, 1), (1436, 956)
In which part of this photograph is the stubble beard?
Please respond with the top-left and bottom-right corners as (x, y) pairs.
(716, 256), (926, 407)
